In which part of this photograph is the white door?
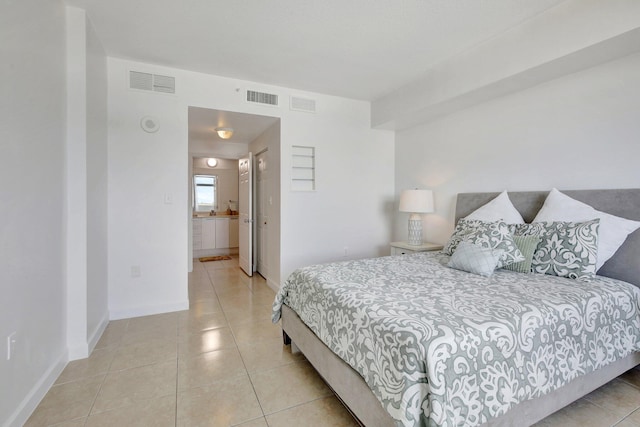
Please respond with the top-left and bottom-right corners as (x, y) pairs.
(238, 154), (253, 276)
(256, 150), (269, 278)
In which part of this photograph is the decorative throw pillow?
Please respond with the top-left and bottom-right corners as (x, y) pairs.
(443, 219), (525, 269)
(465, 190), (525, 224)
(515, 220), (600, 280)
(503, 235), (541, 274)
(447, 242), (504, 277)
(533, 188), (640, 270)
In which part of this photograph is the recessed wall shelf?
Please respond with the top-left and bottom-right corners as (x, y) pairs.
(291, 145), (315, 191)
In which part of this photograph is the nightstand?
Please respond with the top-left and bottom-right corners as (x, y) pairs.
(390, 241), (443, 255)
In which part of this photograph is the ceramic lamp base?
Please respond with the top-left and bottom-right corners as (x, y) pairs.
(407, 214), (423, 246)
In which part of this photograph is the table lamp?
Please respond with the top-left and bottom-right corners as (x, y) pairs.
(399, 189), (434, 246)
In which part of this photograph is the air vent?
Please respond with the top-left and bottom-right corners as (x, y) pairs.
(290, 96), (316, 113)
(246, 90), (278, 106)
(129, 71), (175, 94)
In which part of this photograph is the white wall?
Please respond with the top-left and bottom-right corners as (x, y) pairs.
(107, 58), (395, 317)
(393, 52), (640, 245)
(66, 7), (109, 360)
(0, 0), (68, 425)
(85, 13), (109, 353)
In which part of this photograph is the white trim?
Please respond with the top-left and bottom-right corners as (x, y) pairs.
(109, 300), (189, 321)
(88, 314), (109, 354)
(66, 342), (89, 361)
(267, 278), (280, 293)
(2, 351), (67, 427)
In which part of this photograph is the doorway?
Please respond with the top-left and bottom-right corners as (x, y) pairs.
(187, 106), (280, 287)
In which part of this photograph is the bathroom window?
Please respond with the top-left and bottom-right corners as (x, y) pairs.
(194, 175), (217, 212)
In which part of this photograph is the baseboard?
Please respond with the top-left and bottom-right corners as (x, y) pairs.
(88, 313), (109, 353)
(267, 278), (280, 293)
(66, 342), (89, 361)
(3, 351), (67, 427)
(109, 300), (189, 320)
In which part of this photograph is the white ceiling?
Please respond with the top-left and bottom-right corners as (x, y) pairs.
(188, 107), (279, 144)
(67, 0), (567, 101)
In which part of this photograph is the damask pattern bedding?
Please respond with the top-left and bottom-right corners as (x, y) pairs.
(272, 252), (640, 427)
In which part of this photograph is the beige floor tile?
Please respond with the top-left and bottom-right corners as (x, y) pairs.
(621, 366), (640, 388)
(216, 285), (253, 299)
(25, 375), (104, 426)
(232, 417), (268, 427)
(176, 374), (262, 427)
(94, 324), (127, 350)
(547, 398), (622, 427)
(49, 418), (88, 427)
(55, 347), (117, 384)
(178, 311), (229, 335)
(126, 312), (178, 330)
(534, 407), (583, 427)
(618, 408), (640, 425)
(178, 327), (237, 357)
(230, 318), (282, 344)
(584, 378), (640, 418)
(189, 292), (218, 303)
(190, 299), (224, 315)
(250, 360), (332, 414)
(177, 347), (247, 390)
(124, 312), (178, 337)
(85, 394), (175, 427)
(224, 307), (273, 327)
(266, 396), (358, 427)
(119, 326), (178, 346)
(92, 359), (177, 414)
(616, 418), (640, 427)
(238, 336), (304, 373)
(110, 336), (177, 371)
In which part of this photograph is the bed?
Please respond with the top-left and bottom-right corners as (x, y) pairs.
(272, 189), (640, 426)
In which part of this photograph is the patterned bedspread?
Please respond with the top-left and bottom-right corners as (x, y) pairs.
(272, 252), (640, 427)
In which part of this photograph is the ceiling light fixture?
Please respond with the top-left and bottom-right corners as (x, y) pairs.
(215, 127), (234, 139)
(206, 158), (218, 168)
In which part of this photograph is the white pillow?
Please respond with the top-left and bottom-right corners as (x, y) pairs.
(533, 188), (640, 270)
(465, 190), (525, 224)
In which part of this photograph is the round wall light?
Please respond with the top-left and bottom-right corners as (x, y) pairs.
(207, 158), (218, 168)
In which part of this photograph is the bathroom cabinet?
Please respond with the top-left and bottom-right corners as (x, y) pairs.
(192, 217), (239, 252)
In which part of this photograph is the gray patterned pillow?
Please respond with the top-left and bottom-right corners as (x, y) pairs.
(444, 219), (525, 269)
(447, 241), (504, 276)
(513, 220), (600, 280)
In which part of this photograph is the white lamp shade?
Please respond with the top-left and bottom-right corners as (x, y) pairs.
(399, 189), (434, 213)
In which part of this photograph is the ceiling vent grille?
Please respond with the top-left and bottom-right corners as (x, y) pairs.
(246, 90), (278, 106)
(129, 71), (175, 94)
(290, 96), (316, 113)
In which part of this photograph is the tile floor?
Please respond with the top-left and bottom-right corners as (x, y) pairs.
(25, 257), (640, 426)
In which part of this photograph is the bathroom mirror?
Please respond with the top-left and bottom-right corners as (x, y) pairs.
(193, 174), (217, 212)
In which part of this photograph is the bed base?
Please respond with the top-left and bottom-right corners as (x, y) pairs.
(282, 304), (640, 426)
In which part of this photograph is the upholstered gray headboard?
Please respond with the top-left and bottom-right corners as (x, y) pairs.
(455, 189), (640, 287)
